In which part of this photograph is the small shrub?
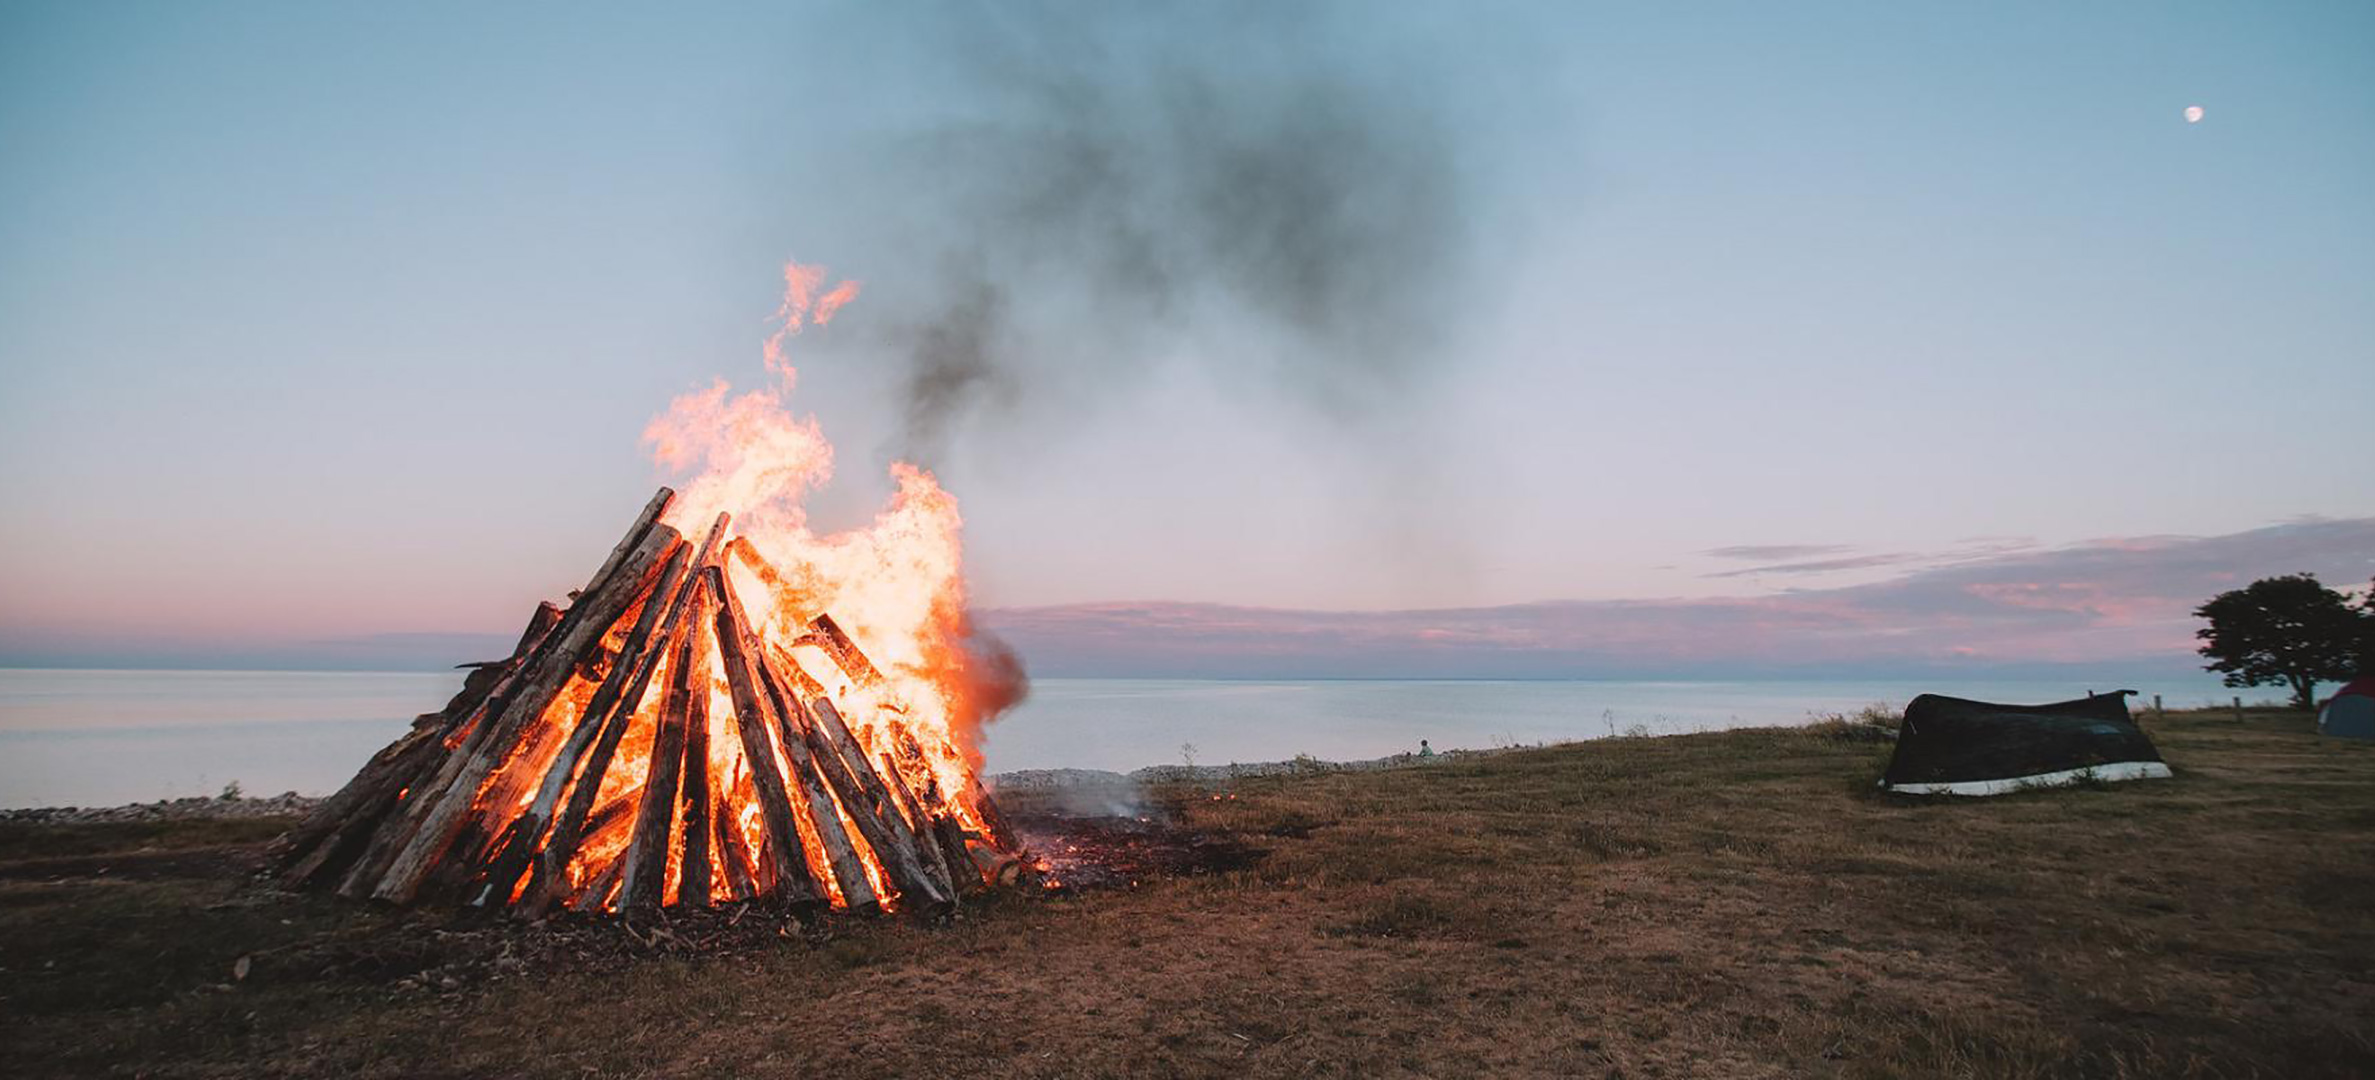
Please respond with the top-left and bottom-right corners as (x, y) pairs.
(1804, 704), (1902, 742)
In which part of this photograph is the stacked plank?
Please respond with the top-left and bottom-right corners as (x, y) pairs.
(278, 488), (1019, 916)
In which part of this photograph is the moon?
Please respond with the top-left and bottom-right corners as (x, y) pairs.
(2184, 105), (2205, 123)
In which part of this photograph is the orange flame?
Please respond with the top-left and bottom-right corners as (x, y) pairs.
(423, 259), (1017, 914)
(760, 260), (861, 378)
(485, 257), (1019, 912)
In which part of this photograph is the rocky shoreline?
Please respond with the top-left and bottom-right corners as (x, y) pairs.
(0, 791), (322, 826)
(988, 744), (1531, 791)
(1, 745), (1548, 823)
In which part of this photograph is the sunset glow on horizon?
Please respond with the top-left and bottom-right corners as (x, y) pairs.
(1, 3), (2369, 677)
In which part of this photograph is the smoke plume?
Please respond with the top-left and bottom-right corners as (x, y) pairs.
(857, 4), (1501, 464)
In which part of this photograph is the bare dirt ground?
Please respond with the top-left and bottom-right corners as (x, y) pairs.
(3, 706), (2370, 1078)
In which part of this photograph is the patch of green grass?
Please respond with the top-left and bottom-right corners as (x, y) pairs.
(1801, 703), (1904, 742)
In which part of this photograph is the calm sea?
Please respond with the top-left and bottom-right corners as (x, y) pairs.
(0, 668), (2244, 808)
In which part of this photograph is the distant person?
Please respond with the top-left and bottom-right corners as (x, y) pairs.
(1419, 739), (1434, 760)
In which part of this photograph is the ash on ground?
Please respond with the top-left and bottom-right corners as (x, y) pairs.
(1002, 781), (1264, 892)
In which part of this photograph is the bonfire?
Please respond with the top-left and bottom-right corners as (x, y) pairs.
(279, 263), (1027, 916)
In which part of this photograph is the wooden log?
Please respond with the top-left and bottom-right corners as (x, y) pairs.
(337, 598), (613, 898)
(475, 542), (689, 905)
(494, 515), (718, 907)
(338, 512), (665, 900)
(712, 799), (756, 901)
(282, 721), (445, 885)
(725, 536), (795, 602)
(933, 815), (983, 890)
(891, 729), (944, 797)
(426, 484), (669, 802)
(709, 566), (826, 908)
(801, 699), (952, 911)
(895, 727), (1016, 851)
(284, 600), (565, 882)
(750, 652), (879, 912)
(335, 706), (497, 897)
(370, 514), (681, 903)
(572, 852), (626, 911)
(880, 729), (981, 888)
(797, 613), (883, 689)
(508, 601), (568, 661)
(436, 600), (569, 748)
(576, 488), (679, 610)
(811, 701), (954, 903)
(676, 668), (713, 908)
(430, 600), (563, 743)
(875, 750), (926, 831)
(582, 788), (638, 841)
(431, 598), (563, 737)
(880, 750), (957, 903)
(619, 611), (698, 909)
(957, 757), (1017, 851)
(462, 542), (686, 869)
(363, 524), (678, 903)
(545, 782), (640, 911)
(461, 815), (532, 905)
(514, 515), (730, 913)
(768, 644), (827, 698)
(749, 835), (777, 895)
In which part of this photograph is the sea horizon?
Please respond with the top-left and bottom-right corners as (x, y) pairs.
(0, 666), (2263, 810)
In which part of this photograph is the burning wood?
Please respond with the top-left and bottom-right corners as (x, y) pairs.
(280, 487), (1025, 916)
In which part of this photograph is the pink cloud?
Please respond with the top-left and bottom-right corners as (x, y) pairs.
(983, 517), (2375, 677)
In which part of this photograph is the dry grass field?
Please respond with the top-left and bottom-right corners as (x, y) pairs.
(3, 706), (2371, 1078)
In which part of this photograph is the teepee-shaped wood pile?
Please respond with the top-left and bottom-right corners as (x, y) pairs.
(279, 489), (1021, 916)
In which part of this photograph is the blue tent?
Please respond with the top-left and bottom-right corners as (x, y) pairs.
(2320, 678), (2375, 740)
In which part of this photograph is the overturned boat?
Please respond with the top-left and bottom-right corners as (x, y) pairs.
(1880, 691), (2171, 796)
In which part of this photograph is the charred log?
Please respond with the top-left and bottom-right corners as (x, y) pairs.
(709, 566), (827, 910)
(751, 648), (880, 912)
(797, 613), (884, 690)
(286, 487), (1024, 916)
(370, 514), (682, 904)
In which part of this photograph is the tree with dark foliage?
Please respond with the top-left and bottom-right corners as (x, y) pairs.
(2194, 574), (2370, 711)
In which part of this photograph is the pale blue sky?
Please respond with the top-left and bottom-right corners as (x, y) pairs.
(2, 2), (2370, 670)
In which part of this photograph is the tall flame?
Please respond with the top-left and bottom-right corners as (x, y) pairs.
(643, 259), (998, 814)
(294, 260), (1024, 915)
(760, 261), (862, 377)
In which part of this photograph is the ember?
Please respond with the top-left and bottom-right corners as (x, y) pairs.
(1009, 807), (1264, 893)
(280, 262), (1029, 915)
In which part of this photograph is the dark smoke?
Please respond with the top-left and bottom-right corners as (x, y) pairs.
(952, 616), (1030, 740)
(894, 273), (1014, 466)
(867, 4), (1491, 463)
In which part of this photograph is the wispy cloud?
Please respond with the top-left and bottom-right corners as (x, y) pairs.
(1703, 538), (2044, 579)
(1705, 552), (1924, 577)
(1701, 544), (1855, 562)
(9, 520), (2366, 678)
(987, 518), (2375, 678)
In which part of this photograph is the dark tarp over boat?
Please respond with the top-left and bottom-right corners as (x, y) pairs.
(1880, 691), (2172, 796)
